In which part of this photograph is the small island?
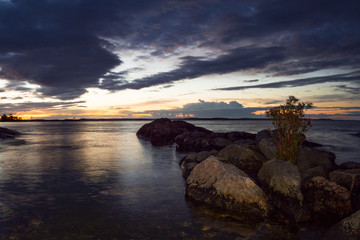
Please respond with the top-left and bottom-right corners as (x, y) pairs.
(137, 98), (360, 239)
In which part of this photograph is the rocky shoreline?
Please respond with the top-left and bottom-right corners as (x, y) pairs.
(0, 127), (20, 139)
(137, 118), (360, 239)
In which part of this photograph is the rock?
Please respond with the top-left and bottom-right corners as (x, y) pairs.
(196, 151), (216, 163)
(255, 129), (277, 143)
(175, 130), (211, 152)
(258, 138), (278, 160)
(258, 159), (307, 222)
(186, 156), (271, 219)
(321, 209), (360, 240)
(219, 144), (265, 176)
(303, 176), (351, 220)
(136, 118), (210, 146)
(340, 161), (360, 170)
(179, 151), (217, 169)
(351, 132), (360, 137)
(329, 169), (360, 196)
(226, 131), (256, 142)
(208, 137), (233, 149)
(179, 152), (197, 168)
(301, 166), (327, 182)
(175, 130), (256, 152)
(0, 127), (20, 139)
(297, 147), (338, 178)
(182, 162), (198, 179)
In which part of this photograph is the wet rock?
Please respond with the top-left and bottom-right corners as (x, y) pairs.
(258, 159), (307, 222)
(340, 161), (360, 170)
(136, 118), (210, 146)
(303, 176), (351, 220)
(0, 127), (20, 139)
(182, 162), (198, 179)
(329, 169), (360, 196)
(258, 138), (278, 161)
(219, 144), (265, 176)
(297, 147), (338, 178)
(321, 209), (360, 240)
(186, 156), (271, 219)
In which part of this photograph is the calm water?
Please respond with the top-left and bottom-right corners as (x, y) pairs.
(0, 120), (359, 239)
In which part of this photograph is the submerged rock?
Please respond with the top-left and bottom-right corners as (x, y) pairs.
(0, 127), (20, 139)
(186, 156), (271, 219)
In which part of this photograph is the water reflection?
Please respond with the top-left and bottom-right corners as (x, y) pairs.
(0, 120), (347, 239)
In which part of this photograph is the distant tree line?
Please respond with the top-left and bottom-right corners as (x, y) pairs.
(1, 114), (22, 121)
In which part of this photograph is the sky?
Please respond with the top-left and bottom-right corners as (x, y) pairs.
(0, 0), (359, 120)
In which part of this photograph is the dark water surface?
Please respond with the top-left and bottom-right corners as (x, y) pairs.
(0, 120), (359, 239)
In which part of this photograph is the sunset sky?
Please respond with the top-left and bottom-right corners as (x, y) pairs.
(0, 0), (359, 120)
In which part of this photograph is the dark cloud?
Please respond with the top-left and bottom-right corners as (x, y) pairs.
(100, 46), (285, 90)
(138, 99), (267, 118)
(0, 0), (128, 99)
(0, 0), (359, 98)
(215, 70), (360, 91)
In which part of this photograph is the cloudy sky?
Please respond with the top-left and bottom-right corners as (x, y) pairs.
(0, 0), (359, 119)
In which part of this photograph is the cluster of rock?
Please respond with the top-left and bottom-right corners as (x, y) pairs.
(137, 118), (360, 238)
(0, 127), (20, 139)
(137, 118), (256, 150)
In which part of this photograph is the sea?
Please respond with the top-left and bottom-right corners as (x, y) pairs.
(0, 119), (359, 239)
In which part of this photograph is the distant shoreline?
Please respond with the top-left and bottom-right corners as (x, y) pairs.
(0, 117), (347, 122)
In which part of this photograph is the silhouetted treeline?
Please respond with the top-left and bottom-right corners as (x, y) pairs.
(1, 114), (22, 121)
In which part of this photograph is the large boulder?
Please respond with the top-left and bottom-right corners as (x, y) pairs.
(303, 176), (351, 221)
(258, 138), (278, 160)
(297, 147), (338, 179)
(136, 118), (210, 146)
(219, 144), (265, 176)
(0, 127), (20, 139)
(321, 209), (360, 240)
(186, 156), (271, 219)
(258, 159), (307, 222)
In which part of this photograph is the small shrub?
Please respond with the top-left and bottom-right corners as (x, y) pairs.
(266, 96), (312, 164)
